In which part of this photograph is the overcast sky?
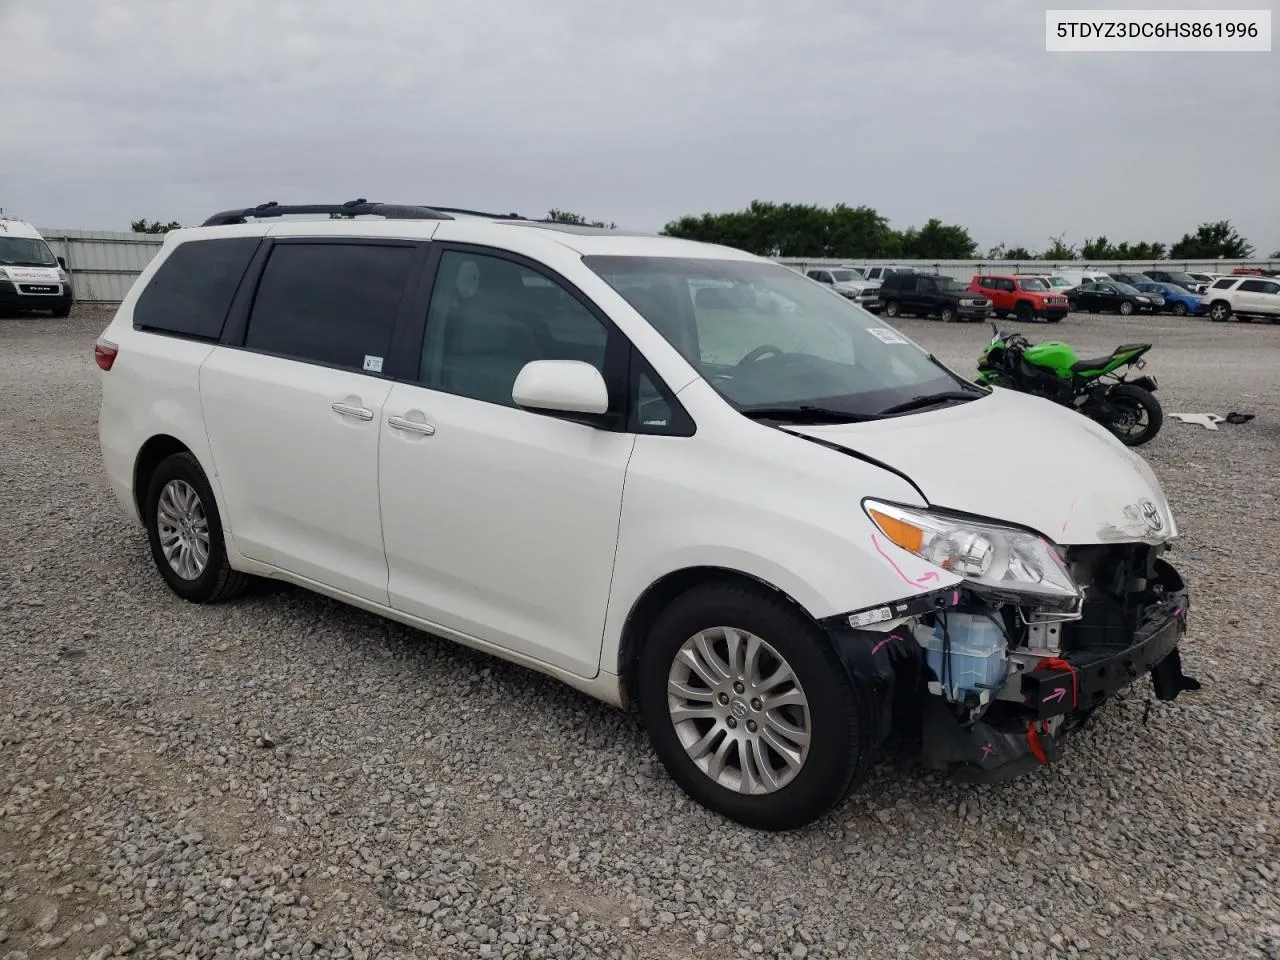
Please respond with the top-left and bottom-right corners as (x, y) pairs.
(2, 0), (1276, 255)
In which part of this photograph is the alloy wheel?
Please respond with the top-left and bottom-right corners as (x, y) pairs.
(666, 627), (811, 795)
(156, 479), (211, 580)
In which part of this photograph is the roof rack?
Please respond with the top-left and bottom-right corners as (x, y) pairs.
(423, 205), (527, 220)
(200, 199), (456, 227)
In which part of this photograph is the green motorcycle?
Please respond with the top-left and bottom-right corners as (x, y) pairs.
(975, 323), (1163, 446)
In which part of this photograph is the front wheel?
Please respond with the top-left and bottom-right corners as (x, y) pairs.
(883, 300), (901, 318)
(638, 582), (873, 831)
(1100, 384), (1163, 446)
(1208, 301), (1231, 322)
(1172, 302), (1188, 317)
(939, 306), (956, 323)
(1015, 302), (1034, 323)
(1120, 300), (1136, 316)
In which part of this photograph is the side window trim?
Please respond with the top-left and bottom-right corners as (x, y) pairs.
(220, 237), (431, 382)
(402, 241), (632, 430)
(626, 346), (696, 437)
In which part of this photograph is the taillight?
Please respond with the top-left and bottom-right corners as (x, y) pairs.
(95, 340), (118, 371)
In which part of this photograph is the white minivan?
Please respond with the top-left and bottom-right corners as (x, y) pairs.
(95, 202), (1199, 830)
(0, 217), (74, 316)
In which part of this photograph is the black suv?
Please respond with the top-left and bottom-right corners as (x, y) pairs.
(878, 272), (992, 323)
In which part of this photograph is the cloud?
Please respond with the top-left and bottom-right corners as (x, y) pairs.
(1, 0), (1275, 255)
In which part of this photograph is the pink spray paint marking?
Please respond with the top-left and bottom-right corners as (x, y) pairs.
(980, 742), (997, 760)
(1043, 687), (1067, 704)
(871, 533), (943, 590)
(870, 637), (890, 657)
(1061, 494), (1079, 536)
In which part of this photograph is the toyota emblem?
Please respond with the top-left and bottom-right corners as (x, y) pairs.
(1139, 499), (1164, 532)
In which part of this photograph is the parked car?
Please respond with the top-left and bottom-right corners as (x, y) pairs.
(1143, 270), (1208, 294)
(1132, 281), (1205, 317)
(95, 200), (1199, 831)
(1202, 275), (1280, 322)
(860, 264), (918, 283)
(805, 267), (880, 310)
(0, 217), (75, 317)
(969, 274), (1069, 322)
(878, 272), (991, 322)
(1184, 272), (1224, 290)
(1068, 281), (1163, 315)
(1108, 272), (1153, 287)
(1056, 269), (1111, 288)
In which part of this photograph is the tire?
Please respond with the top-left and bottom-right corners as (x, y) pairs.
(1102, 384), (1163, 446)
(144, 452), (252, 603)
(637, 581), (873, 831)
(51, 306), (71, 318)
(1015, 302), (1034, 323)
(1068, 299), (1079, 312)
(1119, 300), (1135, 316)
(1172, 302), (1188, 317)
(939, 305), (956, 323)
(883, 300), (901, 318)
(1208, 301), (1231, 322)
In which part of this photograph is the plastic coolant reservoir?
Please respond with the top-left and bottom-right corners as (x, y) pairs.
(917, 613), (1008, 702)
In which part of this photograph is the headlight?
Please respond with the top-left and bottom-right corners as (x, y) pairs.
(863, 500), (1080, 603)
(57, 269), (69, 281)
(0, 267), (9, 280)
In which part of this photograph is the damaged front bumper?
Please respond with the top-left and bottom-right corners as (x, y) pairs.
(819, 550), (1200, 783)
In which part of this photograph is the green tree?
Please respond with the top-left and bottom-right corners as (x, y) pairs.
(131, 218), (181, 233)
(1271, 249), (1280, 258)
(898, 218), (978, 259)
(1112, 241), (1167, 260)
(1080, 236), (1113, 259)
(1040, 235), (1076, 260)
(1169, 220), (1254, 259)
(662, 201), (905, 259)
(546, 208), (616, 229)
(987, 243), (1034, 260)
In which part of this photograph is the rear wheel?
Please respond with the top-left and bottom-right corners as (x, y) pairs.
(1208, 301), (1231, 322)
(1102, 384), (1163, 446)
(883, 300), (901, 318)
(144, 452), (252, 603)
(1172, 302), (1188, 317)
(638, 582), (873, 831)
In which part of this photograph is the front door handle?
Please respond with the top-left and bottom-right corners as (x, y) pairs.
(332, 401), (374, 421)
(388, 415), (436, 436)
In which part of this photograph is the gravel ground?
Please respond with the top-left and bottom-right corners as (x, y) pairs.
(1, 305), (1278, 960)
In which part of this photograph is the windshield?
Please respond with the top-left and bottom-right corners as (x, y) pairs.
(0, 237), (58, 267)
(1046, 277), (1070, 287)
(936, 277), (966, 292)
(1164, 272), (1196, 285)
(829, 269), (863, 281)
(1016, 277), (1050, 291)
(1114, 282), (1141, 294)
(583, 256), (968, 415)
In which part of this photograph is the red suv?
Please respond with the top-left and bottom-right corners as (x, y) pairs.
(969, 274), (1070, 322)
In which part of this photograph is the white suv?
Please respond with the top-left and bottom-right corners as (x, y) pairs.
(1202, 275), (1280, 322)
(96, 201), (1198, 830)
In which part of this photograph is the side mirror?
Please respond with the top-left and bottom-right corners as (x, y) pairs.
(57, 256), (67, 270)
(512, 360), (609, 416)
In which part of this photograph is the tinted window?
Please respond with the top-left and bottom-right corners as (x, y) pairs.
(420, 250), (609, 407)
(133, 237), (260, 339)
(1240, 279), (1280, 294)
(1211, 278), (1235, 289)
(244, 243), (415, 372)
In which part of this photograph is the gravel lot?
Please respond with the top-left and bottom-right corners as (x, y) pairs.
(2, 305), (1278, 960)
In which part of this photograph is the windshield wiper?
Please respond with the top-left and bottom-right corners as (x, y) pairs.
(738, 404), (873, 424)
(874, 391), (984, 417)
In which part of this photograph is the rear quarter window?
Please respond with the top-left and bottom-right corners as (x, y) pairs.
(132, 237), (261, 339)
(1211, 278), (1236, 290)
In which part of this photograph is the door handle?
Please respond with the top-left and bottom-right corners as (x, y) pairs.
(332, 401), (374, 421)
(388, 415), (436, 436)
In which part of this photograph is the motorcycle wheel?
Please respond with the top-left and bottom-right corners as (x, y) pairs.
(1101, 384), (1163, 446)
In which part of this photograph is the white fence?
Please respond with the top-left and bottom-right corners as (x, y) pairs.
(33, 228), (1279, 303)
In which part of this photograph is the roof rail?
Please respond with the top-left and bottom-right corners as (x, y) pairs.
(423, 205), (527, 220)
(200, 199), (456, 227)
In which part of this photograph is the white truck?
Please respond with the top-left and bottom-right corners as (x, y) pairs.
(0, 217), (74, 316)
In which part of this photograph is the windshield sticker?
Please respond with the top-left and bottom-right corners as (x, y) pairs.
(362, 355), (384, 374)
(866, 327), (909, 345)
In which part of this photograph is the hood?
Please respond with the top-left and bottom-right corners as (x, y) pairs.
(2, 265), (61, 282)
(786, 387), (1176, 546)
(834, 280), (871, 293)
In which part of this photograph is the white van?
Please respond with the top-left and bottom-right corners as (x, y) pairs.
(1056, 268), (1111, 289)
(0, 217), (74, 316)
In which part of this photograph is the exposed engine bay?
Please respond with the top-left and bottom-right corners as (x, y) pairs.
(822, 542), (1201, 781)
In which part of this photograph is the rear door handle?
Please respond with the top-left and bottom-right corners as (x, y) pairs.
(388, 415), (436, 436)
(332, 402), (374, 421)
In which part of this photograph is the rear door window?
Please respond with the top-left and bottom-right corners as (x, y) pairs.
(133, 237), (260, 339)
(243, 242), (417, 373)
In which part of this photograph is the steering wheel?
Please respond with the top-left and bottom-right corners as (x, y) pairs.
(737, 344), (786, 367)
